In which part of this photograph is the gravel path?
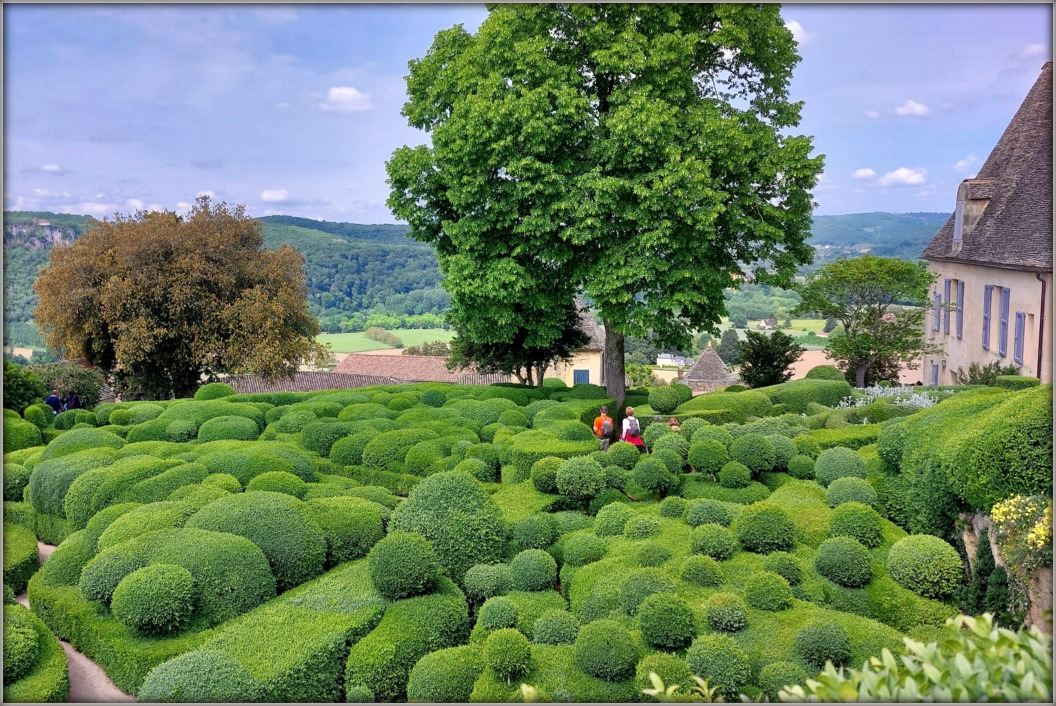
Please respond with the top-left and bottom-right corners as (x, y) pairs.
(16, 541), (136, 703)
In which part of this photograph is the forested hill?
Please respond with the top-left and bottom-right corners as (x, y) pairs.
(805, 212), (949, 269)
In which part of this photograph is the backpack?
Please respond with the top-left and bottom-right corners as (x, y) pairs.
(627, 417), (640, 438)
(601, 417), (613, 436)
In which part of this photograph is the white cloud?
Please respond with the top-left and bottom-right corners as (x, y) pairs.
(261, 189), (289, 202)
(33, 188), (70, 198)
(126, 198), (145, 210)
(894, 99), (930, 116)
(197, 190), (215, 199)
(175, 201), (193, 214)
(318, 86), (372, 112)
(877, 167), (926, 187)
(853, 168), (877, 180)
(40, 164), (65, 174)
(864, 110), (879, 119)
(60, 202), (118, 217)
(785, 20), (810, 46)
(1017, 43), (1047, 61)
(953, 155), (977, 173)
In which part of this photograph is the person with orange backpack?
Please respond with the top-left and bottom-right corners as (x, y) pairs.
(592, 405), (614, 451)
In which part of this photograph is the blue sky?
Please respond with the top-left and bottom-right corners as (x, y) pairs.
(3, 3), (1051, 223)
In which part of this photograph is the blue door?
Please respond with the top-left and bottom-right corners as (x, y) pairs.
(573, 369), (589, 384)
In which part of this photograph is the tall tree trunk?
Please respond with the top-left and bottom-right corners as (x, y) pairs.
(603, 322), (626, 409)
(855, 361), (868, 389)
(535, 362), (546, 387)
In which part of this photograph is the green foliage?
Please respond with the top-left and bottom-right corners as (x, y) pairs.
(464, 563), (514, 604)
(795, 621), (852, 670)
(744, 570), (794, 611)
(533, 610), (580, 645)
(406, 644), (483, 704)
(3, 417), (43, 454)
(690, 523), (738, 560)
(3, 463), (31, 502)
(3, 360), (46, 414)
(593, 502), (634, 536)
(680, 554), (724, 587)
(530, 456), (562, 494)
(815, 536), (873, 588)
(658, 496), (688, 519)
(994, 375), (1040, 390)
(733, 502), (795, 553)
(686, 633), (752, 699)
(828, 501), (884, 548)
(688, 439), (729, 477)
(634, 543), (672, 567)
(758, 378), (853, 413)
(717, 461), (752, 489)
(196, 414), (260, 442)
(886, 534), (963, 600)
(368, 531), (441, 600)
(2, 603), (69, 702)
(649, 388), (681, 415)
(762, 551), (803, 586)
(686, 499), (733, 527)
(2, 522), (39, 594)
(138, 649), (265, 703)
(760, 661), (809, 700)
(620, 568), (676, 616)
(638, 592), (695, 649)
(486, 628), (532, 680)
(305, 496), (386, 565)
(716, 328), (743, 365)
(574, 619), (639, 682)
(511, 549), (557, 592)
(633, 457), (678, 497)
(691, 424), (735, 448)
(813, 446), (866, 487)
(805, 364), (845, 381)
(787, 454), (815, 480)
(514, 514), (558, 550)
(728, 433), (776, 475)
(635, 653), (694, 697)
(738, 330), (804, 388)
(705, 592), (748, 632)
(194, 382), (236, 400)
(827, 476), (878, 508)
(110, 563), (196, 635)
(809, 423), (882, 450)
(247, 470), (307, 499)
(563, 532), (607, 567)
(479, 596), (519, 631)
(556, 456), (606, 503)
(3, 622), (39, 685)
(624, 514), (663, 540)
(389, 471), (508, 583)
(454, 457), (494, 483)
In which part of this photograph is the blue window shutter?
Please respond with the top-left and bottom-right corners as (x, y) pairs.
(933, 293), (941, 331)
(931, 362), (939, 386)
(1014, 312), (1025, 364)
(998, 288), (1010, 357)
(982, 285), (993, 350)
(573, 369), (589, 384)
(956, 281), (964, 339)
(943, 279), (951, 334)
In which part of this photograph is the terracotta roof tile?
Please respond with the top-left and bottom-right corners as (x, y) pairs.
(331, 354), (509, 385)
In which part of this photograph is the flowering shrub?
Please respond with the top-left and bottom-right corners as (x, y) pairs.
(990, 495), (1053, 605)
(834, 385), (939, 411)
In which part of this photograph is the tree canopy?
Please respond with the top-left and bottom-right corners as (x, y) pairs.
(386, 3), (823, 405)
(794, 255), (936, 387)
(737, 330), (803, 388)
(33, 197), (330, 399)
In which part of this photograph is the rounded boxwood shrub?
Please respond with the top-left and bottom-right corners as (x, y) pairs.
(110, 563), (196, 635)
(642, 422), (674, 450)
(705, 592), (747, 632)
(634, 542), (672, 568)
(421, 389), (447, 408)
(485, 628), (531, 680)
(346, 684), (375, 703)
(454, 457), (494, 483)
(658, 496), (688, 519)
(478, 596), (519, 631)
(513, 514), (558, 550)
(758, 661), (809, 700)
(729, 433), (776, 474)
(733, 502), (795, 554)
(691, 424), (734, 448)
(887, 534), (963, 599)
(795, 622), (851, 670)
(574, 619), (638, 681)
(305, 497), (386, 565)
(792, 434), (822, 459)
(652, 432), (689, 462)
(634, 653), (693, 696)
(556, 456), (606, 503)
(686, 634), (751, 699)
(762, 552), (803, 586)
(691, 523), (738, 560)
(620, 568), (676, 615)
(530, 456), (563, 494)
(368, 531), (440, 600)
(593, 501), (633, 536)
(463, 563), (513, 604)
(686, 499), (733, 527)
(510, 549), (557, 591)
(406, 645), (483, 704)
(827, 476), (878, 508)
(649, 387), (681, 415)
(533, 609), (579, 645)
(563, 532), (606, 567)
(681, 555), (724, 587)
(688, 439), (730, 477)
(717, 460), (752, 488)
(246, 470), (307, 499)
(638, 592), (695, 649)
(653, 448), (683, 476)
(606, 441), (642, 470)
(24, 405), (49, 430)
(138, 649), (265, 703)
(623, 514), (662, 540)
(202, 472), (241, 493)
(787, 454), (816, 480)
(196, 415), (260, 442)
(828, 501), (884, 548)
(3, 463), (31, 502)
(3, 621), (39, 685)
(108, 408), (134, 426)
(813, 446), (866, 487)
(805, 364), (844, 381)
(743, 570), (794, 611)
(768, 434), (798, 471)
(195, 382), (235, 400)
(633, 457), (678, 497)
(814, 536), (873, 588)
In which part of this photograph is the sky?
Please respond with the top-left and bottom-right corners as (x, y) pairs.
(3, 2), (1051, 224)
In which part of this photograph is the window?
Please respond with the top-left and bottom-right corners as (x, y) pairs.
(573, 369), (590, 384)
(943, 279), (951, 334)
(998, 287), (1010, 357)
(933, 293), (941, 331)
(982, 284), (993, 350)
(931, 362), (939, 386)
(1014, 312), (1025, 364)
(956, 281), (964, 340)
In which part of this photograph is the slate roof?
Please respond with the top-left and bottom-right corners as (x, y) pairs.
(331, 353), (510, 385)
(921, 62), (1052, 271)
(574, 296), (606, 351)
(683, 344), (738, 387)
(227, 371), (406, 394)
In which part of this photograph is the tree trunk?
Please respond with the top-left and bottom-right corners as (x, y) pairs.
(603, 322), (626, 409)
(535, 362), (546, 387)
(855, 361), (868, 389)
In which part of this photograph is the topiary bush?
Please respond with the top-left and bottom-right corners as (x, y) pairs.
(368, 531), (440, 600)
(649, 387), (681, 415)
(762, 551), (803, 586)
(530, 456), (563, 494)
(454, 457), (495, 483)
(688, 439), (730, 477)
(110, 563), (196, 635)
(623, 514), (662, 540)
(195, 382), (236, 400)
(793, 434), (822, 459)
(758, 661), (809, 700)
(815, 536), (873, 588)
(743, 570), (794, 611)
(305, 496), (386, 566)
(556, 456), (606, 505)
(634, 653), (694, 697)
(594, 501), (633, 536)
(620, 568), (676, 615)
(513, 514), (558, 550)
(813, 446), (867, 487)
(463, 563), (513, 604)
(686, 499), (733, 527)
(705, 592), (748, 632)
(717, 460), (752, 488)
(510, 549), (557, 592)
(652, 432), (689, 462)
(246, 470), (308, 499)
(484, 628), (531, 681)
(691, 424), (735, 448)
(828, 501), (885, 548)
(562, 532), (607, 567)
(827, 476), (878, 508)
(795, 622), (852, 670)
(729, 433), (776, 475)
(3, 463), (31, 502)
(406, 645), (483, 704)
(691, 523), (738, 560)
(637, 592), (695, 649)
(681, 555), (724, 587)
(574, 619), (639, 681)
(3, 417), (44, 454)
(138, 649), (265, 703)
(606, 441), (642, 470)
(632, 457), (678, 497)
(733, 502), (795, 553)
(202, 472), (241, 493)
(533, 609), (580, 645)
(478, 596), (519, 631)
(2, 620), (39, 686)
(195, 415), (260, 442)
(787, 454), (816, 480)
(887, 534), (964, 599)
(634, 543), (672, 568)
(657, 496), (687, 519)
(685, 633), (751, 699)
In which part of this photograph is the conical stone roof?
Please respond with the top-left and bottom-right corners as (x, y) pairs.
(683, 342), (739, 391)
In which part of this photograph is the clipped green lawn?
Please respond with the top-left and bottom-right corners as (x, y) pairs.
(317, 329), (455, 353)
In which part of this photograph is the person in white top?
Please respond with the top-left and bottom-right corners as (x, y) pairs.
(621, 406), (646, 452)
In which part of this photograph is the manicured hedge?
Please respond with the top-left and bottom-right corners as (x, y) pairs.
(574, 619), (639, 681)
(814, 536), (873, 588)
(306, 496), (386, 566)
(138, 649), (265, 703)
(64, 454), (185, 528)
(463, 564), (513, 605)
(685, 633), (751, 699)
(795, 622), (851, 670)
(510, 549), (557, 592)
(733, 502), (795, 553)
(637, 592), (695, 649)
(828, 502), (884, 548)
(533, 610), (580, 645)
(705, 592), (747, 632)
(729, 433), (776, 474)
(743, 570), (794, 611)
(110, 563), (196, 635)
(827, 476), (878, 508)
(690, 523), (738, 560)
(28, 447), (119, 518)
(3, 521), (39, 594)
(813, 446), (867, 487)
(681, 555), (724, 587)
(369, 531), (440, 600)
(675, 391), (773, 424)
(886, 534), (963, 599)
(247, 470), (308, 499)
(755, 378), (852, 413)
(619, 568), (676, 615)
(2, 604), (69, 703)
(808, 424), (882, 451)
(406, 644), (484, 703)
(197, 415), (260, 442)
(3, 418), (43, 454)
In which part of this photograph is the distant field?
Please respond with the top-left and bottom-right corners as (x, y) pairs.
(317, 328), (455, 353)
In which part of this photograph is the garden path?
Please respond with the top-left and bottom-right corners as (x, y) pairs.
(15, 541), (136, 703)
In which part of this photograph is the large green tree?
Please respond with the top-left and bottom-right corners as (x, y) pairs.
(387, 3), (823, 405)
(794, 255), (937, 388)
(33, 197), (331, 400)
(737, 330), (803, 388)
